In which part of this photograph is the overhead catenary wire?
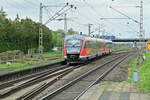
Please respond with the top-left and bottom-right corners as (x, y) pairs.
(109, 6), (140, 24)
(82, 1), (103, 24)
(126, 23), (139, 33)
(44, 7), (72, 25)
(83, 0), (142, 36)
(71, 19), (89, 27)
(75, 9), (100, 25)
(44, 7), (53, 18)
(70, 1), (107, 35)
(40, 0), (127, 36)
(44, 3), (70, 25)
(4, 0), (30, 9)
(23, 0), (39, 7)
(82, 0), (128, 34)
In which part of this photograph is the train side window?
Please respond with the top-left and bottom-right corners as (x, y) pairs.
(88, 41), (91, 48)
(92, 41), (95, 48)
(85, 41), (88, 48)
(90, 41), (93, 48)
(106, 43), (112, 48)
(98, 41), (103, 48)
(85, 41), (90, 48)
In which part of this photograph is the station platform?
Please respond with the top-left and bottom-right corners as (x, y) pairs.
(79, 81), (150, 100)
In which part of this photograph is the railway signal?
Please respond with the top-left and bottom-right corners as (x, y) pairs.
(88, 24), (93, 36)
(147, 40), (150, 51)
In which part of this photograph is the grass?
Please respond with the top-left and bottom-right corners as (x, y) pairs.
(0, 61), (36, 68)
(33, 50), (62, 57)
(0, 50), (62, 69)
(43, 50), (62, 57)
(0, 58), (64, 75)
(0, 50), (63, 75)
(113, 45), (132, 51)
(128, 51), (150, 93)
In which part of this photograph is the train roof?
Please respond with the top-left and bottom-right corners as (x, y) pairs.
(65, 34), (112, 43)
(65, 34), (86, 40)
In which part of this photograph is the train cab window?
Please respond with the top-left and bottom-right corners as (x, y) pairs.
(66, 39), (83, 47)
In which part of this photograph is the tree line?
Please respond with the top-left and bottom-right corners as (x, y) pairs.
(0, 8), (78, 53)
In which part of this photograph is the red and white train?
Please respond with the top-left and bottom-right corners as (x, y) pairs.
(64, 34), (113, 63)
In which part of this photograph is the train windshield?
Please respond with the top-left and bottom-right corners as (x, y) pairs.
(66, 39), (82, 47)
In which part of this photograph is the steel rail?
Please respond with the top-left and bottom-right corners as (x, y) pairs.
(0, 51), (132, 99)
(16, 68), (74, 100)
(0, 61), (65, 82)
(0, 53), (116, 90)
(40, 53), (128, 100)
(0, 64), (69, 89)
(74, 54), (130, 100)
(0, 66), (74, 98)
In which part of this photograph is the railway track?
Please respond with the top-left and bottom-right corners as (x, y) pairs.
(0, 50), (132, 83)
(0, 64), (79, 99)
(40, 53), (132, 100)
(16, 68), (74, 100)
(0, 64), (69, 89)
(0, 51), (135, 100)
(18, 54), (124, 100)
(0, 61), (66, 82)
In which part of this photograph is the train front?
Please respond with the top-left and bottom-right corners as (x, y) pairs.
(64, 35), (84, 63)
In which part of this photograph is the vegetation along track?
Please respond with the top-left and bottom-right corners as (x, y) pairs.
(40, 53), (133, 100)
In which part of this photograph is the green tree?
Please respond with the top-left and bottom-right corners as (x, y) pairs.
(67, 28), (78, 34)
(14, 14), (20, 23)
(52, 29), (64, 47)
(0, 11), (53, 53)
(0, 8), (7, 17)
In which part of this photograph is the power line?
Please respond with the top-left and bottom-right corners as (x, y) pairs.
(75, 11), (95, 24)
(126, 23), (139, 33)
(44, 3), (69, 25)
(4, 0), (29, 9)
(44, 7), (53, 18)
(109, 6), (140, 23)
(82, 0), (126, 34)
(82, 1), (103, 24)
(38, 2), (77, 56)
(71, 20), (88, 27)
(23, 0), (39, 7)
(44, 7), (72, 25)
(110, 1), (144, 39)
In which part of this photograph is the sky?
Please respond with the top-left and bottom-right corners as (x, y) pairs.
(0, 0), (150, 39)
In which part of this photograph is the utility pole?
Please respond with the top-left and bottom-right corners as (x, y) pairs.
(88, 24), (93, 36)
(102, 29), (105, 37)
(64, 13), (67, 33)
(110, 1), (144, 40)
(62, 13), (67, 58)
(98, 24), (100, 35)
(39, 3), (43, 57)
(98, 24), (101, 38)
(137, 1), (144, 66)
(139, 1), (144, 39)
(110, 1), (144, 66)
(38, 3), (75, 57)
